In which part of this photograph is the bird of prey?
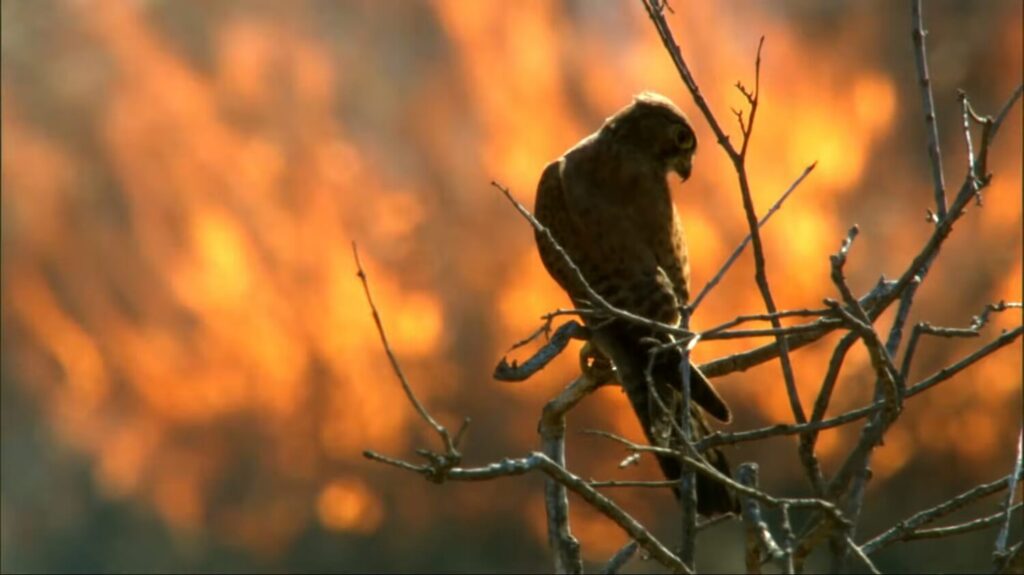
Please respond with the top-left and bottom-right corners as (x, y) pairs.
(533, 92), (736, 515)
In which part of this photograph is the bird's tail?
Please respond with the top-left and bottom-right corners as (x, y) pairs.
(592, 323), (738, 516)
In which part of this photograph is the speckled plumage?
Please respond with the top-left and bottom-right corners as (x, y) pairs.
(534, 92), (737, 515)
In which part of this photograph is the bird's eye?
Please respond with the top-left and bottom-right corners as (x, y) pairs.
(676, 127), (695, 150)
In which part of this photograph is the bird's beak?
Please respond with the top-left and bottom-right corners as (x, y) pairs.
(674, 155), (692, 181)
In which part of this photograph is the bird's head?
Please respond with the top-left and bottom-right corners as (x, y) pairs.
(603, 92), (697, 181)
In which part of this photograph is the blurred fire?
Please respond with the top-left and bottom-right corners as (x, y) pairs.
(1, 0), (1020, 563)
(317, 478), (383, 534)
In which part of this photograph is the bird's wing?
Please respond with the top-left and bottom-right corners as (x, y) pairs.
(549, 153), (681, 324)
(659, 207), (691, 308)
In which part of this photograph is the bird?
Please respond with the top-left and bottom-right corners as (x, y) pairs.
(533, 91), (737, 515)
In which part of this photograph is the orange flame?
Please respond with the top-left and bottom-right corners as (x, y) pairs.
(1, 1), (1020, 562)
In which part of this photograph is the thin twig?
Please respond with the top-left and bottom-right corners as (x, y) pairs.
(698, 513), (736, 532)
(880, 85), (1024, 358)
(911, 0), (947, 218)
(587, 430), (850, 526)
(861, 473), (1020, 554)
(700, 322), (834, 341)
(701, 307), (832, 337)
(885, 269), (921, 364)
(992, 84), (1024, 137)
(958, 91), (983, 204)
(994, 430), (1024, 565)
(900, 321), (978, 381)
(901, 301), (1022, 380)
(905, 326), (1023, 398)
(972, 301), (1023, 330)
(641, 0), (733, 152)
(973, 82), (1022, 184)
(828, 228), (903, 402)
(353, 243), (459, 459)
(903, 503), (1022, 542)
(691, 162), (817, 310)
(589, 479), (678, 489)
(601, 541), (639, 575)
(535, 452), (690, 573)
(799, 331), (859, 495)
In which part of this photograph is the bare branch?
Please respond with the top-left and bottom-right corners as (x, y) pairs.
(701, 81), (1021, 380)
(588, 430), (850, 526)
(844, 536), (881, 575)
(699, 278), (895, 378)
(365, 447), (690, 573)
(735, 102), (1014, 367)
(996, 542), (1024, 574)
(824, 297), (902, 413)
(738, 463), (784, 574)
(906, 325), (1023, 397)
(900, 321), (979, 381)
(862, 473), (1022, 554)
(900, 300), (1021, 380)
(363, 450), (432, 474)
(972, 301), (1023, 331)
(779, 504), (797, 575)
(902, 503), (1022, 542)
(700, 326), (1023, 451)
(885, 274), (924, 360)
(992, 84), (1024, 135)
(799, 331), (859, 494)
(540, 375), (603, 574)
(824, 227), (904, 516)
